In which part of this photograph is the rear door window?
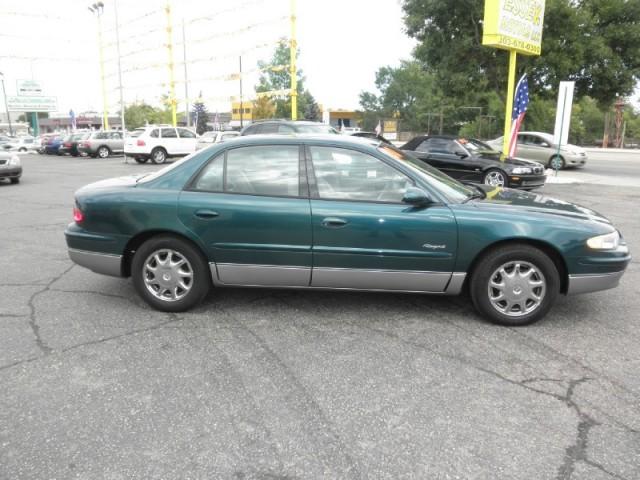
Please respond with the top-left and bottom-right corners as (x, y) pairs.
(161, 128), (177, 138)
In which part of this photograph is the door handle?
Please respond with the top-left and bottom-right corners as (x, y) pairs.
(321, 217), (348, 228)
(194, 209), (220, 219)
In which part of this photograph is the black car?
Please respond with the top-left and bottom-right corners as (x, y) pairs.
(241, 120), (339, 136)
(401, 135), (546, 189)
(58, 132), (90, 157)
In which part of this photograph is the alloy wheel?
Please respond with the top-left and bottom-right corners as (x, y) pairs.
(487, 261), (546, 317)
(98, 147), (109, 158)
(484, 170), (506, 187)
(143, 249), (194, 302)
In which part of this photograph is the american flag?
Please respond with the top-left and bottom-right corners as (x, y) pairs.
(508, 74), (529, 157)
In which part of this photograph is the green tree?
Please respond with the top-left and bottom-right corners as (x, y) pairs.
(402, 0), (640, 108)
(192, 99), (209, 135)
(256, 38), (320, 120)
(252, 95), (276, 120)
(301, 90), (321, 121)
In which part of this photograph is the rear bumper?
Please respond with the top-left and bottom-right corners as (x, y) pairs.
(68, 248), (123, 277)
(567, 270), (625, 295)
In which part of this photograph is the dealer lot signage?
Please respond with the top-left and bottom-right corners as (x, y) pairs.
(482, 0), (545, 56)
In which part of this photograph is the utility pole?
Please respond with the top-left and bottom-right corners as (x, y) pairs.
(239, 56), (243, 128)
(165, 1), (177, 127)
(0, 72), (13, 136)
(88, 2), (109, 130)
(182, 18), (190, 127)
(289, 0), (297, 121)
(114, 0), (125, 133)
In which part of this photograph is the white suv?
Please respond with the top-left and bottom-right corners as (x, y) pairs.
(125, 125), (198, 164)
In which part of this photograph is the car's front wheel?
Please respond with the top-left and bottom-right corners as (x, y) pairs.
(470, 244), (560, 326)
(151, 147), (167, 164)
(132, 235), (210, 312)
(483, 169), (508, 188)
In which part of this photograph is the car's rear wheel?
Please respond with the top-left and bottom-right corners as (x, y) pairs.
(19, 147), (27, 152)
(550, 155), (565, 170)
(470, 244), (560, 326)
(151, 147), (167, 164)
(134, 157), (149, 164)
(483, 169), (508, 188)
(97, 146), (110, 158)
(10, 178), (19, 184)
(132, 235), (210, 312)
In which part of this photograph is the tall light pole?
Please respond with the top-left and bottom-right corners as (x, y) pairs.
(88, 2), (109, 130)
(114, 0), (125, 133)
(289, 0), (297, 121)
(182, 18), (190, 127)
(0, 72), (13, 136)
(165, 1), (177, 127)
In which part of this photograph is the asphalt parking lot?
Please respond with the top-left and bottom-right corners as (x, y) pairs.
(1, 153), (639, 479)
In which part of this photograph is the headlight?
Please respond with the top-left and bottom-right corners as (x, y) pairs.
(586, 231), (620, 250)
(512, 167), (532, 174)
(8, 155), (21, 166)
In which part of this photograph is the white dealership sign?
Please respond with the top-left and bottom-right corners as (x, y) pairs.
(553, 81), (575, 146)
(7, 95), (58, 112)
(16, 79), (43, 96)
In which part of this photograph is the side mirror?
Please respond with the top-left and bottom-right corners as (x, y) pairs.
(402, 187), (433, 207)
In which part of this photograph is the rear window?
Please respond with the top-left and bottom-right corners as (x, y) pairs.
(129, 129), (145, 138)
(295, 124), (338, 134)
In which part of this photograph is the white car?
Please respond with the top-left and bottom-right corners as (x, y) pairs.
(125, 125), (198, 164)
(196, 130), (239, 150)
(3, 136), (36, 153)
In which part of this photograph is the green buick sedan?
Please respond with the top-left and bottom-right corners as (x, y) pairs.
(65, 135), (630, 326)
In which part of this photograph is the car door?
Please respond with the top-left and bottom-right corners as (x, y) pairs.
(306, 145), (457, 292)
(109, 131), (123, 153)
(528, 134), (553, 164)
(425, 139), (477, 181)
(160, 127), (180, 155)
(177, 128), (198, 154)
(177, 144), (312, 287)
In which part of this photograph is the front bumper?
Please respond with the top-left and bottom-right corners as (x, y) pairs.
(509, 174), (546, 189)
(568, 270), (625, 295)
(0, 166), (22, 179)
(565, 153), (587, 167)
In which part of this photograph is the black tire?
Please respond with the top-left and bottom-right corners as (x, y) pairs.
(483, 168), (509, 188)
(131, 235), (210, 312)
(134, 157), (149, 164)
(19, 147), (27, 152)
(150, 147), (167, 164)
(469, 244), (560, 326)
(97, 146), (111, 158)
(10, 178), (20, 184)
(549, 155), (565, 170)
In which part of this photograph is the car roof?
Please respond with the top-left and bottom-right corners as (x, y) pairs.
(220, 133), (383, 148)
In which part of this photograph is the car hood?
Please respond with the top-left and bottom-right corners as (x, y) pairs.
(473, 151), (543, 168)
(469, 185), (611, 224)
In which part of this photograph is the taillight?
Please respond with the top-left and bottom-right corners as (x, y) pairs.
(136, 139), (146, 146)
(73, 206), (84, 223)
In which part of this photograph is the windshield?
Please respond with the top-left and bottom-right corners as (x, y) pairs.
(537, 133), (555, 144)
(377, 145), (474, 202)
(296, 124), (339, 134)
(461, 138), (499, 153)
